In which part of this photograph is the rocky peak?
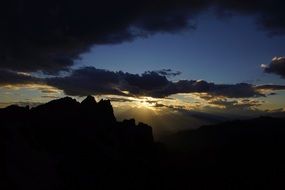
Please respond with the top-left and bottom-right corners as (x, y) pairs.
(81, 95), (97, 106)
(97, 99), (116, 122)
(98, 99), (113, 111)
(31, 96), (79, 112)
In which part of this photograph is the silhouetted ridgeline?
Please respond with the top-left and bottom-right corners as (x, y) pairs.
(1, 96), (155, 190)
(1, 96), (285, 189)
(162, 116), (285, 189)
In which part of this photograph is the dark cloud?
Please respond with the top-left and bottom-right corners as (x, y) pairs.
(0, 69), (42, 86)
(47, 67), (123, 96)
(2, 66), (280, 99)
(262, 57), (285, 78)
(256, 84), (285, 90)
(1, 1), (285, 73)
(153, 103), (186, 110)
(154, 103), (166, 108)
(154, 69), (181, 77)
(210, 99), (263, 110)
(217, 0), (285, 36)
(47, 67), (265, 98)
(122, 71), (171, 96)
(107, 97), (134, 103)
(47, 67), (172, 96)
(0, 0), (204, 73)
(154, 80), (264, 98)
(41, 95), (61, 99)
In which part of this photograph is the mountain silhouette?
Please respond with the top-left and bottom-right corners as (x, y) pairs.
(1, 97), (285, 189)
(1, 96), (154, 190)
(161, 116), (285, 189)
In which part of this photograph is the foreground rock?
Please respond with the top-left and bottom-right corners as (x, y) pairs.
(0, 96), (155, 190)
(1, 97), (285, 189)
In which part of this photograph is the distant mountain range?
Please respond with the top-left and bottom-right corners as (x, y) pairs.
(161, 116), (285, 189)
(1, 96), (285, 189)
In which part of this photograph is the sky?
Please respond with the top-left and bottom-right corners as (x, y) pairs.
(78, 14), (285, 85)
(1, 0), (285, 136)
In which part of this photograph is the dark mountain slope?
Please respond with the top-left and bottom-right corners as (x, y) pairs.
(1, 97), (285, 189)
(1, 96), (154, 190)
(161, 116), (285, 189)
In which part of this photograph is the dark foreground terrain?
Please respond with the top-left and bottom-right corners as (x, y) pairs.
(1, 96), (285, 189)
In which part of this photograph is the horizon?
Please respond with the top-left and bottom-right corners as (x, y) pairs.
(0, 0), (285, 135)
(1, 94), (284, 139)
(2, 1), (285, 189)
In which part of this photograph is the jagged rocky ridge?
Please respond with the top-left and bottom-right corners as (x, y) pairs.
(1, 96), (285, 190)
(1, 96), (155, 190)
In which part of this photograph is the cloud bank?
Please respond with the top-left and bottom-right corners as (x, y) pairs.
(0, 69), (42, 86)
(1, 67), (284, 99)
(46, 67), (265, 98)
(1, 0), (285, 73)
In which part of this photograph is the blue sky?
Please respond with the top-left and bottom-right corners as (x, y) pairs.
(76, 13), (285, 85)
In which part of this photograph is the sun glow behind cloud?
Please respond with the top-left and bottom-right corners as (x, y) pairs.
(1, 82), (284, 113)
(1, 83), (284, 139)
(0, 84), (64, 108)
